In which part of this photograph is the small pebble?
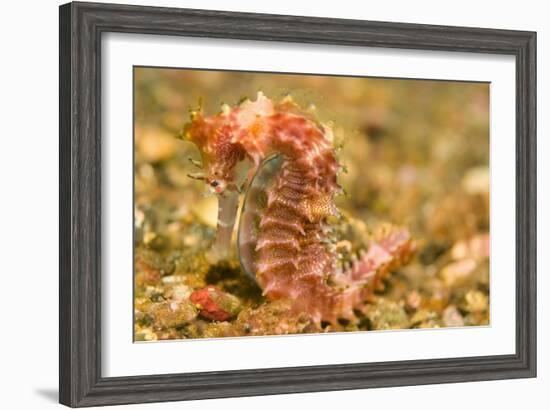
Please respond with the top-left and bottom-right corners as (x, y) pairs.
(440, 258), (477, 287)
(461, 290), (489, 313)
(149, 300), (197, 329)
(442, 305), (465, 327)
(405, 290), (422, 311)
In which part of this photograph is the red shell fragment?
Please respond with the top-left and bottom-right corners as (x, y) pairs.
(190, 286), (241, 322)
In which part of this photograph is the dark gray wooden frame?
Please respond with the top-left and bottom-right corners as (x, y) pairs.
(59, 1), (537, 407)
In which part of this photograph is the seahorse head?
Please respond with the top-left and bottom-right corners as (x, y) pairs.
(183, 92), (279, 194)
(182, 108), (243, 194)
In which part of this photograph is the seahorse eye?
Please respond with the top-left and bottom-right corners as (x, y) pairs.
(207, 178), (226, 194)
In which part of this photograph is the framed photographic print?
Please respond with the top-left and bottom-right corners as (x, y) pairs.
(59, 1), (536, 407)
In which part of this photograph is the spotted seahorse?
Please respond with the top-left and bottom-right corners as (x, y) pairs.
(182, 92), (413, 327)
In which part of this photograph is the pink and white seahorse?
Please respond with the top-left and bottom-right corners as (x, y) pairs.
(182, 92), (413, 327)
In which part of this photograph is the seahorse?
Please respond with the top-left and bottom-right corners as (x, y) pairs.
(182, 92), (413, 327)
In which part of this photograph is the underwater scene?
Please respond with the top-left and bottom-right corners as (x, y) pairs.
(133, 67), (490, 341)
